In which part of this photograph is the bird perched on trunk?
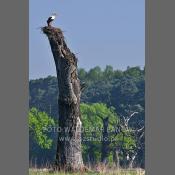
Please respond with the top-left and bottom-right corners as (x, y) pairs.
(47, 13), (57, 27)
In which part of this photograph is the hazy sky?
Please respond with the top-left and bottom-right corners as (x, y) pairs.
(29, 0), (145, 79)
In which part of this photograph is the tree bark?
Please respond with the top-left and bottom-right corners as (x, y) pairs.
(113, 147), (120, 169)
(101, 117), (110, 164)
(42, 26), (84, 171)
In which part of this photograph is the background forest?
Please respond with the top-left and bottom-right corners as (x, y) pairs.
(29, 65), (145, 169)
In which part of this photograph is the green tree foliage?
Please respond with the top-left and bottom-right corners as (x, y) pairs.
(81, 103), (117, 128)
(29, 76), (58, 119)
(29, 108), (55, 149)
(29, 66), (145, 167)
(80, 103), (137, 165)
(80, 103), (117, 163)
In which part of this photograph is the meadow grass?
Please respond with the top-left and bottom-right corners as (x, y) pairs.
(29, 168), (145, 175)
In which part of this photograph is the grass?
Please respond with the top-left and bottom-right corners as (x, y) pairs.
(29, 168), (145, 175)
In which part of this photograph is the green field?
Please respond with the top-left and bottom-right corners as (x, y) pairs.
(29, 169), (145, 175)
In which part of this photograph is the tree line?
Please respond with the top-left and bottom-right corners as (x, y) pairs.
(29, 65), (145, 168)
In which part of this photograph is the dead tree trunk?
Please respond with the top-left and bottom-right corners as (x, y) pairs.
(101, 117), (110, 164)
(42, 26), (84, 171)
(113, 147), (120, 169)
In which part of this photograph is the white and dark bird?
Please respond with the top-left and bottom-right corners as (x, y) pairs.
(47, 13), (57, 27)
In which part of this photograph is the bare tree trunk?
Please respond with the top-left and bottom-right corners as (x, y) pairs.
(101, 117), (110, 164)
(42, 26), (84, 171)
(128, 152), (137, 169)
(113, 148), (120, 169)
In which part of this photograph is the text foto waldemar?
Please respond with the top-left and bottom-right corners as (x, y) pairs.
(43, 126), (121, 133)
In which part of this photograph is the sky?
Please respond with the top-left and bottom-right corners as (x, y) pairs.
(29, 0), (145, 79)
